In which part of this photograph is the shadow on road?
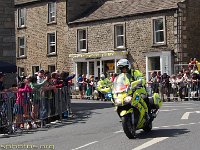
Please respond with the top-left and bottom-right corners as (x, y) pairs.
(136, 128), (190, 139)
(0, 101), (114, 138)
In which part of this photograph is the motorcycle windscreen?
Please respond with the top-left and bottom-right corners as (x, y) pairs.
(113, 73), (131, 93)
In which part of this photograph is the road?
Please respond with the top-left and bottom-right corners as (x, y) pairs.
(0, 100), (200, 150)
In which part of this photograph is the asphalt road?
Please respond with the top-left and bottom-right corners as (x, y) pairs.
(0, 99), (200, 150)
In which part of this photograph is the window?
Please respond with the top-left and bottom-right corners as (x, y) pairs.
(48, 2), (56, 23)
(18, 67), (25, 77)
(153, 17), (165, 44)
(18, 8), (26, 27)
(148, 56), (161, 80)
(47, 32), (56, 54)
(32, 66), (40, 75)
(77, 29), (87, 52)
(114, 24), (125, 48)
(18, 37), (25, 57)
(48, 65), (56, 73)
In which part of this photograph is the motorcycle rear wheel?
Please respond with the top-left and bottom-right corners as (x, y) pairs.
(122, 115), (136, 139)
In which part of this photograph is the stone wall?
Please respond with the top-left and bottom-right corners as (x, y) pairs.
(0, 0), (16, 63)
(16, 0), (70, 75)
(68, 11), (176, 73)
(183, 0), (200, 62)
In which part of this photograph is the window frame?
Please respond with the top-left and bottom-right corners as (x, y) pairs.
(48, 2), (56, 23)
(18, 8), (26, 28)
(18, 67), (25, 77)
(114, 24), (125, 49)
(47, 32), (57, 55)
(77, 29), (87, 52)
(17, 36), (26, 58)
(152, 16), (166, 46)
(48, 65), (56, 73)
(32, 66), (40, 76)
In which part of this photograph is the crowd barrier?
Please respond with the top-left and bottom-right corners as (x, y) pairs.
(0, 86), (71, 134)
(147, 80), (200, 101)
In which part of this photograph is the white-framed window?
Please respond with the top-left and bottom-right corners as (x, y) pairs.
(47, 32), (56, 54)
(18, 67), (25, 77)
(48, 65), (56, 73)
(32, 66), (40, 75)
(77, 29), (87, 52)
(18, 37), (25, 57)
(18, 8), (26, 27)
(153, 17), (165, 44)
(48, 2), (56, 23)
(114, 24), (125, 49)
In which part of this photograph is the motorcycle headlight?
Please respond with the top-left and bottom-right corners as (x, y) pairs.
(124, 96), (132, 103)
(114, 98), (122, 105)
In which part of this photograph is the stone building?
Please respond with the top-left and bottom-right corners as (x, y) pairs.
(15, 0), (200, 80)
(0, 0), (15, 64)
(0, 0), (16, 87)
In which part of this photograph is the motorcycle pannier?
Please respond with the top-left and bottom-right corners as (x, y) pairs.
(149, 93), (162, 109)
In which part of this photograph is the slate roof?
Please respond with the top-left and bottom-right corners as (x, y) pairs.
(14, 0), (40, 6)
(71, 0), (184, 23)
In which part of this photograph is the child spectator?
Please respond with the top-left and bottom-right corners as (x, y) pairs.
(13, 82), (32, 130)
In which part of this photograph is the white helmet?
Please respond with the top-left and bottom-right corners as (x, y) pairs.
(100, 74), (105, 79)
(117, 59), (131, 70)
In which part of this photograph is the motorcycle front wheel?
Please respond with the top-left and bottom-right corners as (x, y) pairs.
(122, 115), (136, 139)
(143, 121), (152, 132)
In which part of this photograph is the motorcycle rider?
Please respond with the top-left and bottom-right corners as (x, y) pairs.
(116, 59), (150, 121)
(97, 74), (111, 101)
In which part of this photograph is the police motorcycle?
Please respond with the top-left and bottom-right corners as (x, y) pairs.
(112, 73), (162, 139)
(99, 85), (113, 101)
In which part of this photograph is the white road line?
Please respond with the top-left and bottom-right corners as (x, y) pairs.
(114, 130), (123, 133)
(162, 106), (189, 108)
(181, 112), (191, 119)
(160, 109), (178, 112)
(132, 137), (169, 150)
(181, 111), (200, 120)
(71, 141), (98, 150)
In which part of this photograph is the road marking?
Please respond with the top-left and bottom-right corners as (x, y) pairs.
(162, 106), (189, 108)
(181, 111), (200, 119)
(114, 122), (200, 134)
(160, 109), (178, 112)
(132, 137), (169, 150)
(114, 130), (123, 133)
(71, 141), (98, 150)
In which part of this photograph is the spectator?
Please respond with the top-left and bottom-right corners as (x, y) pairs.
(28, 75), (48, 128)
(37, 69), (45, 84)
(170, 74), (178, 101)
(148, 71), (159, 93)
(160, 73), (170, 102)
(176, 74), (185, 100)
(77, 74), (84, 99)
(13, 81), (32, 130)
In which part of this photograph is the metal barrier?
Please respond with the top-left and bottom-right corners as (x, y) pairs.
(0, 87), (71, 134)
(147, 80), (200, 101)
